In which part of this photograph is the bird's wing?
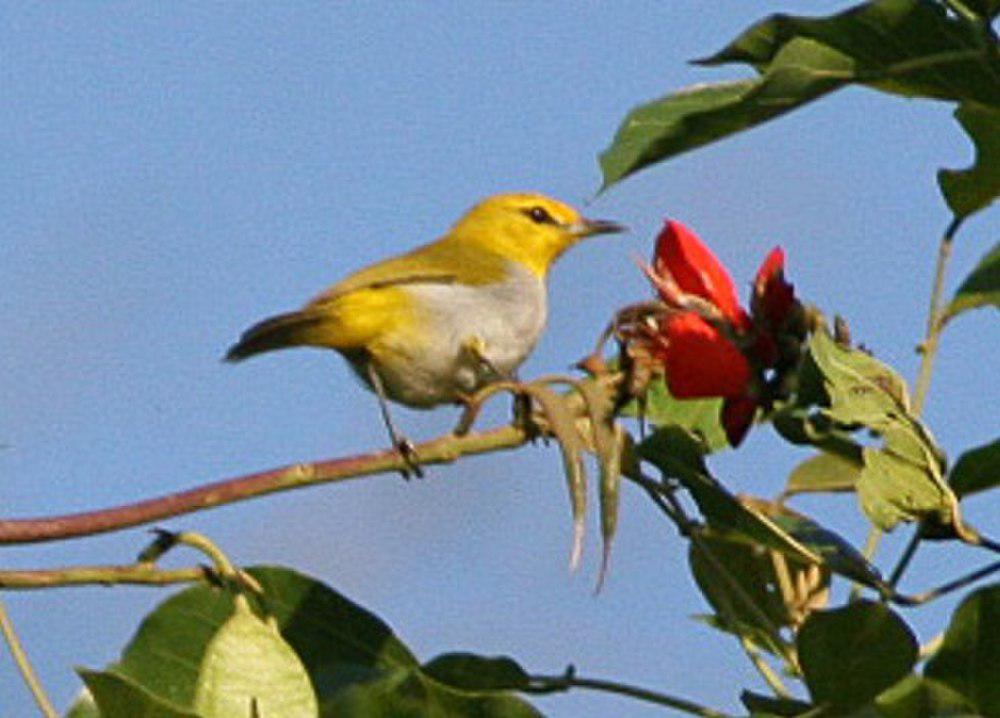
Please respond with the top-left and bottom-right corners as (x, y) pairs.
(306, 238), (502, 307)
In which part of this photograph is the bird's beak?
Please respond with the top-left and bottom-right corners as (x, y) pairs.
(570, 218), (628, 238)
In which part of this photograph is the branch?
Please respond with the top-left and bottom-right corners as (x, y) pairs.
(0, 423), (529, 545)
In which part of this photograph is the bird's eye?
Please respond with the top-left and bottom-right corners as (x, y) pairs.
(524, 206), (555, 224)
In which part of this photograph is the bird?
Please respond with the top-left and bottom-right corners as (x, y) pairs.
(225, 192), (625, 475)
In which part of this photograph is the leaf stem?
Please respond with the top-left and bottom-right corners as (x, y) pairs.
(0, 599), (58, 718)
(527, 669), (732, 717)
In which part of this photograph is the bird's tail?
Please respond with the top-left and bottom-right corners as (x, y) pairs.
(224, 310), (329, 362)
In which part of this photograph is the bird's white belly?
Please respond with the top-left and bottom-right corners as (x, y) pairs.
(368, 265), (547, 407)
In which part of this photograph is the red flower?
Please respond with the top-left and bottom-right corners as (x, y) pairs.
(647, 220), (799, 446)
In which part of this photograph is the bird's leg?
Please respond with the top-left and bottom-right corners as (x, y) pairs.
(365, 362), (423, 479)
(460, 337), (544, 441)
(508, 374), (544, 443)
(461, 335), (502, 378)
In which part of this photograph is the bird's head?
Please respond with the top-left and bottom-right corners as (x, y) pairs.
(449, 193), (626, 276)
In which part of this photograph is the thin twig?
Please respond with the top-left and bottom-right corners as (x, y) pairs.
(888, 529), (923, 588)
(0, 564), (212, 590)
(886, 217), (964, 589)
(893, 559), (1000, 606)
(0, 599), (58, 718)
(527, 669), (731, 717)
(914, 217), (963, 416)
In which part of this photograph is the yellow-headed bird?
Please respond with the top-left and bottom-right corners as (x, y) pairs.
(226, 192), (624, 475)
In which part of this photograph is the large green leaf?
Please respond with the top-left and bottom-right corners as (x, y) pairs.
(797, 601), (918, 712)
(701, 0), (1000, 104)
(599, 38), (852, 189)
(192, 599), (317, 717)
(599, 0), (1000, 189)
(938, 103), (1000, 221)
(73, 566), (541, 718)
(808, 330), (911, 428)
(949, 437), (1000, 498)
(924, 583), (1000, 714)
(858, 442), (952, 531)
(76, 671), (199, 718)
(942, 240), (1000, 324)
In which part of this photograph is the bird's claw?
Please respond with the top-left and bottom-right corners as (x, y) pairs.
(395, 438), (424, 479)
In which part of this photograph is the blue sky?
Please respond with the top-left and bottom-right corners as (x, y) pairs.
(2, 3), (997, 716)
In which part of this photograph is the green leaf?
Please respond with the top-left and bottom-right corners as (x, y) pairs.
(797, 601), (918, 711)
(599, 39), (852, 189)
(77, 566), (541, 718)
(623, 376), (729, 452)
(924, 583), (1000, 714)
(740, 691), (814, 717)
(65, 689), (102, 718)
(76, 670), (199, 718)
(965, 0), (1000, 19)
(193, 598), (317, 717)
(641, 429), (885, 589)
(949, 437), (1000, 498)
(874, 674), (976, 718)
(938, 104), (1000, 221)
(785, 451), (863, 496)
(700, 0), (1000, 104)
(858, 445), (952, 531)
(689, 536), (806, 635)
(942, 241), (1000, 324)
(599, 0), (1000, 190)
(421, 654), (531, 693)
(756, 500), (883, 589)
(319, 670), (542, 718)
(808, 330), (911, 428)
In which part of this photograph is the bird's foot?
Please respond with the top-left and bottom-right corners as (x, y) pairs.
(395, 437), (424, 479)
(511, 389), (544, 443)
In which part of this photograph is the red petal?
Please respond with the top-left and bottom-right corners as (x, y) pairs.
(655, 220), (744, 324)
(661, 313), (752, 399)
(752, 247), (795, 328)
(721, 396), (757, 447)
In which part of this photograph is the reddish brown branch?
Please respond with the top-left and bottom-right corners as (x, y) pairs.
(0, 424), (528, 545)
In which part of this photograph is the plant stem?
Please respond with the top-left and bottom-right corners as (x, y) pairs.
(882, 217), (964, 591)
(893, 559), (1000, 606)
(914, 217), (963, 416)
(0, 599), (58, 718)
(527, 671), (732, 717)
(888, 529), (923, 588)
(0, 564), (211, 590)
